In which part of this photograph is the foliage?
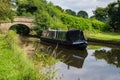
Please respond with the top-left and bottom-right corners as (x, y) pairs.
(90, 15), (96, 19)
(93, 0), (120, 31)
(107, 0), (120, 31)
(16, 0), (33, 16)
(16, 0), (47, 16)
(35, 10), (50, 30)
(16, 0), (115, 32)
(61, 14), (109, 31)
(31, 39), (60, 80)
(55, 5), (64, 12)
(93, 7), (108, 22)
(65, 9), (76, 16)
(0, 31), (59, 80)
(0, 0), (16, 22)
(47, 2), (60, 18)
(89, 32), (120, 42)
(33, 1), (67, 36)
(61, 14), (92, 30)
(77, 10), (88, 18)
(0, 31), (36, 80)
(91, 19), (110, 31)
(32, 26), (43, 36)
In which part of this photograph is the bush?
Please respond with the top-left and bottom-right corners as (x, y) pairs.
(91, 19), (110, 31)
(61, 14), (93, 30)
(61, 14), (110, 31)
(32, 26), (43, 37)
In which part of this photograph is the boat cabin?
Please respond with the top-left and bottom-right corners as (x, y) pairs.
(41, 30), (86, 42)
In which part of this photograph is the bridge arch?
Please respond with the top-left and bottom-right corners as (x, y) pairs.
(0, 16), (34, 34)
(9, 24), (30, 35)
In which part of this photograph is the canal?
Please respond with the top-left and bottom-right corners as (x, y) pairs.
(21, 37), (120, 80)
(52, 43), (120, 80)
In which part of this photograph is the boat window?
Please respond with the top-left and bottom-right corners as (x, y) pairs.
(44, 31), (55, 39)
(56, 31), (66, 40)
(42, 30), (67, 40)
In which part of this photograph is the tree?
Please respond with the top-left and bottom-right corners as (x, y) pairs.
(93, 7), (108, 22)
(90, 15), (95, 19)
(55, 5), (64, 12)
(0, 0), (15, 22)
(107, 0), (120, 31)
(16, 0), (36, 16)
(77, 10), (88, 18)
(16, 0), (47, 16)
(65, 9), (76, 16)
(34, 9), (52, 35)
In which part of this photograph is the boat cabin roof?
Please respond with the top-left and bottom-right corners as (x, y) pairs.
(46, 29), (82, 32)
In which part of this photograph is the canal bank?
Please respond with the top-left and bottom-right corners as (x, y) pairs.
(0, 31), (58, 80)
(88, 38), (120, 46)
(86, 32), (120, 46)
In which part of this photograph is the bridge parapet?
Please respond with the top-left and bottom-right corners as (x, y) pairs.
(14, 16), (34, 23)
(0, 16), (34, 34)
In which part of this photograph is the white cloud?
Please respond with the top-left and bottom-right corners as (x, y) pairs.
(46, 0), (116, 17)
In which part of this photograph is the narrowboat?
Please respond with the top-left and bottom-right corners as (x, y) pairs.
(40, 29), (88, 50)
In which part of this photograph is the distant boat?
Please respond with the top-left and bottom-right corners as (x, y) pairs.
(40, 29), (88, 50)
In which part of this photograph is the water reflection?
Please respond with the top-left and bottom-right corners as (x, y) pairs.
(57, 49), (88, 69)
(94, 48), (120, 67)
(53, 46), (120, 80)
(39, 43), (88, 69)
(43, 46), (88, 80)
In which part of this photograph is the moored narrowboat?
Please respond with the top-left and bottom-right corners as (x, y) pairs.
(40, 29), (88, 50)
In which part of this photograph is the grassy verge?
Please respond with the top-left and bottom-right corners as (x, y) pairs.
(85, 31), (120, 43)
(0, 31), (37, 80)
(0, 31), (58, 80)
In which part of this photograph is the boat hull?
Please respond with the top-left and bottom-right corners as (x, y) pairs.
(40, 37), (87, 50)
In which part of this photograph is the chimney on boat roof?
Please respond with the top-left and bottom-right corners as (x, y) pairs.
(67, 25), (70, 31)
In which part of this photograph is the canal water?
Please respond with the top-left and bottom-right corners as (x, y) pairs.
(21, 37), (120, 80)
(36, 42), (120, 80)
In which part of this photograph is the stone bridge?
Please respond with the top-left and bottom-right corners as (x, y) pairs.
(0, 17), (34, 34)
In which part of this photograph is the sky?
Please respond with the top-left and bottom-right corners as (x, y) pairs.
(46, 0), (117, 17)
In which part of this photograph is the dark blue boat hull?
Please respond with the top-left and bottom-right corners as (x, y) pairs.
(40, 37), (87, 50)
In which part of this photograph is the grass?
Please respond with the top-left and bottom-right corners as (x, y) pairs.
(0, 31), (58, 80)
(88, 32), (120, 42)
(0, 31), (36, 80)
